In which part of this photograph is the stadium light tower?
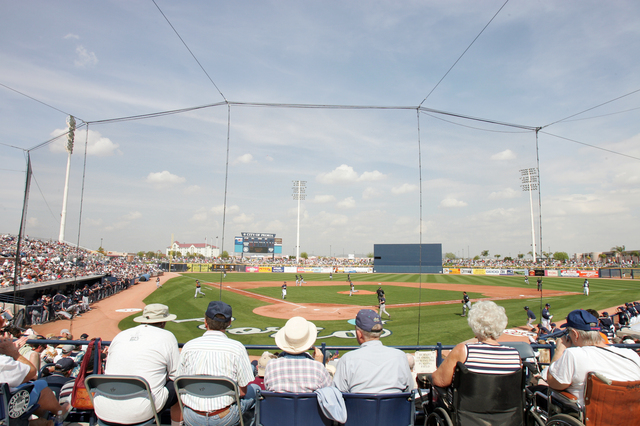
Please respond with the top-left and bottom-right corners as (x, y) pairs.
(292, 180), (306, 263)
(58, 115), (75, 243)
(520, 168), (538, 263)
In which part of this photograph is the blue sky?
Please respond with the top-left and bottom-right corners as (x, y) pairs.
(1, 1), (639, 259)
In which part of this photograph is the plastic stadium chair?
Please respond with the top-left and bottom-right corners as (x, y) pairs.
(174, 375), (245, 426)
(342, 391), (415, 426)
(85, 375), (160, 426)
(254, 389), (332, 426)
(424, 362), (526, 426)
(0, 382), (41, 426)
(530, 372), (640, 426)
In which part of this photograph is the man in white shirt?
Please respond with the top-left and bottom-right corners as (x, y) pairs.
(546, 309), (640, 405)
(93, 304), (181, 426)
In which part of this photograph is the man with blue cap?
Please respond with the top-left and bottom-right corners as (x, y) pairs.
(177, 301), (256, 426)
(544, 309), (640, 405)
(332, 309), (412, 393)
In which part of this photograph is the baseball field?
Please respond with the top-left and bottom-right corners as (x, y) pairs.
(116, 272), (640, 350)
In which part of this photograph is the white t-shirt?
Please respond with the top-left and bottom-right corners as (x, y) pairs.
(94, 324), (180, 424)
(0, 354), (30, 388)
(548, 345), (640, 405)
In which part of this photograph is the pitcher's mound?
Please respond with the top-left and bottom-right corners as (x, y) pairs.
(254, 303), (366, 320)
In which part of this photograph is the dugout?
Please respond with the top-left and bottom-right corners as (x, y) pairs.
(373, 243), (443, 273)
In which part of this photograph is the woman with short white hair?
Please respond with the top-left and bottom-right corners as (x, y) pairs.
(431, 300), (521, 387)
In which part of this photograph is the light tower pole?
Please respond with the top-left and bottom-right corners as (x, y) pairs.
(59, 116), (75, 243)
(520, 168), (538, 263)
(292, 180), (306, 263)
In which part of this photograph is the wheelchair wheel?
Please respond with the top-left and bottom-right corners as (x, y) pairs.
(425, 407), (453, 426)
(545, 413), (583, 426)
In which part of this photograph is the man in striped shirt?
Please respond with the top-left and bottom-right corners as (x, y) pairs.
(177, 301), (256, 426)
(264, 316), (331, 393)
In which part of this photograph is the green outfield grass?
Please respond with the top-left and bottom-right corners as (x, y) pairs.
(118, 273), (640, 351)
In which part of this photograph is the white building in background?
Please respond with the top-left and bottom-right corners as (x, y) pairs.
(166, 241), (219, 258)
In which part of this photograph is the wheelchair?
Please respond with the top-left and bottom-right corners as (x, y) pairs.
(420, 362), (537, 426)
(527, 371), (640, 426)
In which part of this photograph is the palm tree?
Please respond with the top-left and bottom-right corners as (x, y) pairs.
(611, 245), (626, 263)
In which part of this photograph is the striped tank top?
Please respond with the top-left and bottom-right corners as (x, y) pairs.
(464, 343), (521, 374)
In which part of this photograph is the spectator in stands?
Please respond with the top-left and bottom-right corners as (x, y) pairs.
(0, 332), (71, 421)
(544, 309), (640, 406)
(248, 352), (276, 390)
(93, 304), (181, 426)
(177, 301), (256, 426)
(42, 358), (76, 400)
(333, 309), (412, 393)
(431, 300), (521, 387)
(19, 334), (46, 372)
(264, 316), (332, 392)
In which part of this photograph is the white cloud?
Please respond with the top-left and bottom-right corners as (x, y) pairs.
(337, 197), (356, 209)
(391, 183), (418, 195)
(27, 217), (39, 228)
(362, 187), (379, 199)
(234, 153), (254, 164)
(317, 165), (387, 184)
(439, 198), (468, 208)
(317, 164), (359, 184)
(191, 207), (208, 222)
(233, 213), (254, 224)
(74, 45), (98, 68)
(312, 194), (336, 203)
(185, 185), (201, 194)
(358, 170), (386, 181)
(64, 34), (79, 40)
(211, 204), (240, 215)
(491, 149), (516, 161)
(488, 188), (520, 200)
(49, 128), (121, 156)
(145, 171), (186, 186)
(105, 211), (141, 231)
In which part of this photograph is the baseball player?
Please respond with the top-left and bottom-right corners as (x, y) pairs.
(281, 281), (287, 299)
(349, 280), (355, 296)
(376, 285), (385, 303)
(541, 303), (553, 329)
(379, 295), (390, 319)
(295, 275), (300, 286)
(194, 280), (205, 298)
(524, 306), (536, 330)
(461, 292), (471, 317)
(583, 279), (590, 296)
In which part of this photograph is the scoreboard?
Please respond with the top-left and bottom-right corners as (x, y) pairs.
(234, 233), (282, 256)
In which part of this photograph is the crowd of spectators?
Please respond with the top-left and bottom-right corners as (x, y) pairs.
(443, 256), (638, 269)
(0, 234), (160, 287)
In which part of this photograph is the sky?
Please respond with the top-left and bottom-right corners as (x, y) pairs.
(1, 1), (639, 259)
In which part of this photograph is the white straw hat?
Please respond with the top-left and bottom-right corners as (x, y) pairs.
(274, 316), (318, 354)
(134, 304), (177, 323)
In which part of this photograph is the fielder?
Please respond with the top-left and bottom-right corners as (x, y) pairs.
(194, 280), (205, 298)
(583, 279), (590, 296)
(281, 281), (287, 299)
(461, 292), (471, 317)
(379, 295), (390, 319)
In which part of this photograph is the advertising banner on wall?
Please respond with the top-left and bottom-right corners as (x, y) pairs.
(246, 266), (259, 273)
(485, 269), (501, 275)
(272, 266), (284, 273)
(559, 270), (578, 277)
(473, 269), (487, 275)
(461, 268), (473, 275)
(546, 270), (559, 277)
(259, 266), (272, 273)
(578, 270), (599, 278)
(499, 269), (515, 276)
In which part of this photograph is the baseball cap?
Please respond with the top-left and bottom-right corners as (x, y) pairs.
(560, 309), (600, 332)
(524, 306), (529, 310)
(356, 309), (382, 332)
(206, 301), (232, 322)
(55, 358), (77, 372)
(61, 344), (75, 354)
(60, 329), (71, 335)
(545, 303), (550, 307)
